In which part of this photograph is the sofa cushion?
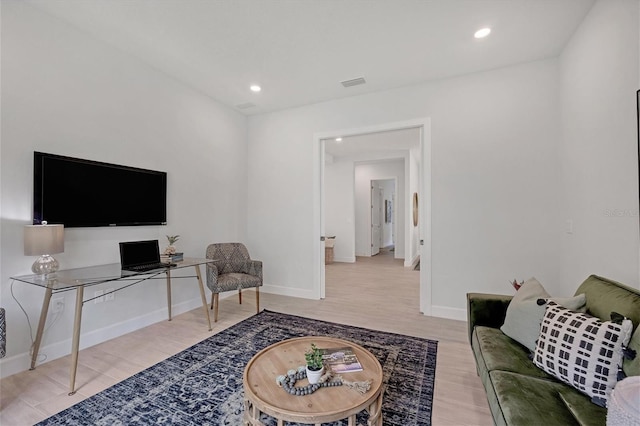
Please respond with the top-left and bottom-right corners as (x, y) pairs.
(500, 277), (586, 352)
(473, 326), (553, 380)
(489, 370), (598, 426)
(574, 275), (640, 377)
(533, 302), (633, 407)
(558, 389), (608, 426)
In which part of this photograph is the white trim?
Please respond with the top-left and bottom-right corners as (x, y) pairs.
(314, 118), (432, 316)
(420, 120), (433, 316)
(430, 305), (466, 322)
(261, 285), (317, 299)
(332, 256), (356, 263)
(0, 296), (204, 379)
(406, 251), (420, 268)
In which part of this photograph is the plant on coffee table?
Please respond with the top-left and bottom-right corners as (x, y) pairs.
(305, 343), (325, 384)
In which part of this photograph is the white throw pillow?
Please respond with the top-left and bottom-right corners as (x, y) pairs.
(533, 302), (633, 407)
(500, 277), (587, 352)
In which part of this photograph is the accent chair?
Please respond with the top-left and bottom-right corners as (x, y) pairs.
(205, 242), (263, 322)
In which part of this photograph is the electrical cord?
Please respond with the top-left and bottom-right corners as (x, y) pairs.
(10, 279), (61, 363)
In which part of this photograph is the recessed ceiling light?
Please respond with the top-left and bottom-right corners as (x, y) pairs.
(474, 28), (491, 39)
(335, 137), (342, 142)
(250, 85), (261, 92)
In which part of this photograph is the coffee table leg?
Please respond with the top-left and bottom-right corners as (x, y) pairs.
(367, 387), (385, 426)
(244, 398), (265, 426)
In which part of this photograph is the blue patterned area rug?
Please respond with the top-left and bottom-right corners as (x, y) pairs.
(39, 310), (438, 425)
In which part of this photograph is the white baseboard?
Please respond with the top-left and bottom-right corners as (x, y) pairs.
(430, 305), (467, 322)
(0, 297), (204, 379)
(332, 256), (356, 263)
(405, 252), (419, 268)
(261, 284), (317, 299)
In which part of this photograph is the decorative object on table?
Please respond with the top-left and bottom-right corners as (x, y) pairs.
(161, 252), (184, 263)
(321, 346), (363, 373)
(38, 310), (437, 426)
(164, 235), (180, 255)
(305, 343), (325, 384)
(24, 221), (64, 275)
(275, 366), (372, 396)
(276, 367), (342, 395)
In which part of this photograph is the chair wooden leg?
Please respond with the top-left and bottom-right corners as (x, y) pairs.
(256, 287), (260, 314)
(238, 288), (242, 305)
(212, 293), (219, 322)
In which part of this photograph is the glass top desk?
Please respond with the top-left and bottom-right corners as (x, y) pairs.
(11, 257), (213, 395)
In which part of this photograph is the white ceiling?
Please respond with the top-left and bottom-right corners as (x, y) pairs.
(25, 0), (595, 116)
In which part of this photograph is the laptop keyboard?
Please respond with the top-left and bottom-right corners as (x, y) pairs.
(126, 263), (175, 272)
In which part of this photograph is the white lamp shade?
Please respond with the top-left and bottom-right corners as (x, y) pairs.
(24, 224), (64, 255)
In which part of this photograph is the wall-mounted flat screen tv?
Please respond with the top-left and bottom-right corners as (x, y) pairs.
(33, 151), (167, 228)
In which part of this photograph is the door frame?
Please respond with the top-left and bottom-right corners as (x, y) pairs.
(313, 118), (432, 315)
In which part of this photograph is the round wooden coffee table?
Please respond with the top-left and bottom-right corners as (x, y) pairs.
(243, 336), (384, 425)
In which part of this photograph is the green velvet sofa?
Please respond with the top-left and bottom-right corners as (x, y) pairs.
(467, 275), (640, 426)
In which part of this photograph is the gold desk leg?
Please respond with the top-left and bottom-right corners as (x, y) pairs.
(69, 285), (84, 395)
(166, 269), (172, 321)
(30, 284), (53, 370)
(194, 265), (212, 331)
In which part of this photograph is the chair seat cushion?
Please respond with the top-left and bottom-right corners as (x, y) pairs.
(217, 273), (261, 291)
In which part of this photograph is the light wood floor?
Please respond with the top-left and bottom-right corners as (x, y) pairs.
(0, 249), (493, 425)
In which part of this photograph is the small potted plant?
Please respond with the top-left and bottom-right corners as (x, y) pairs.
(164, 235), (180, 255)
(305, 343), (325, 384)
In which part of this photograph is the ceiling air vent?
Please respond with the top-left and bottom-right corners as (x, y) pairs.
(235, 102), (256, 110)
(340, 77), (366, 88)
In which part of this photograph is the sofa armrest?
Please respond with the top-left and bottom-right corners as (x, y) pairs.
(466, 293), (513, 345)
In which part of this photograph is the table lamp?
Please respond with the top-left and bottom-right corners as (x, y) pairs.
(24, 221), (64, 275)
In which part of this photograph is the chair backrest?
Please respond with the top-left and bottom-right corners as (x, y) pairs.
(206, 242), (251, 274)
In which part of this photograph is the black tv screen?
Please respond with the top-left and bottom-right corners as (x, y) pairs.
(33, 152), (167, 228)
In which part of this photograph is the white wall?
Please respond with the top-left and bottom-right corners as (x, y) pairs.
(0, 2), (248, 376)
(354, 160), (405, 258)
(247, 58), (564, 314)
(325, 159), (355, 263)
(558, 0), (640, 292)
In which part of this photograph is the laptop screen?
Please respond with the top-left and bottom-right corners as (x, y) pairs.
(119, 240), (161, 269)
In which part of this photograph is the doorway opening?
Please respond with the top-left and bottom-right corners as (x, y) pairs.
(371, 178), (396, 256)
(313, 118), (432, 315)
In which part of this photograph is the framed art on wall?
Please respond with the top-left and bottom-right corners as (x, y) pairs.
(385, 200), (392, 223)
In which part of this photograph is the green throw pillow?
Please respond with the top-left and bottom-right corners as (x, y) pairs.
(500, 277), (586, 352)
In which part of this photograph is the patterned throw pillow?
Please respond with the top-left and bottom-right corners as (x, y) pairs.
(533, 302), (633, 407)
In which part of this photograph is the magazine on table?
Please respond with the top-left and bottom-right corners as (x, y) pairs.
(320, 346), (363, 373)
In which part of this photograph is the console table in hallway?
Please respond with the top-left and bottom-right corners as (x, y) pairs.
(11, 257), (214, 395)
